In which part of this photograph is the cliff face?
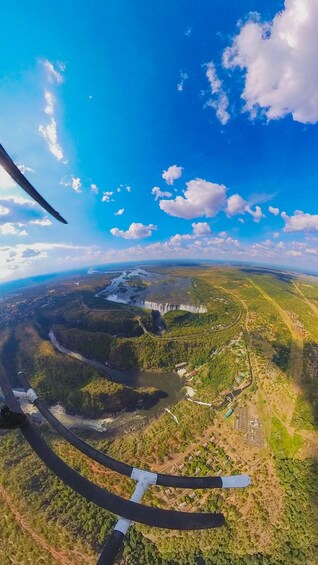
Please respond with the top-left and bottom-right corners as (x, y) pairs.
(80, 385), (166, 417)
(134, 300), (207, 315)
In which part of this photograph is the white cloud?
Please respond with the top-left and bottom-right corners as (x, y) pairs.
(20, 248), (42, 259)
(0, 205), (10, 216)
(100, 235), (318, 268)
(245, 205), (265, 223)
(39, 117), (64, 161)
(226, 193), (266, 222)
(192, 222), (211, 236)
(177, 71), (188, 92)
(102, 191), (114, 203)
(110, 222), (157, 240)
(60, 176), (82, 193)
(287, 250), (302, 257)
(39, 62), (65, 161)
(206, 61), (222, 94)
(204, 61), (230, 125)
(169, 233), (194, 246)
(269, 206), (280, 216)
(305, 247), (318, 255)
(169, 223), (211, 246)
(114, 208), (124, 216)
(0, 167), (16, 191)
(282, 210), (318, 232)
(0, 197), (43, 225)
(162, 165), (183, 186)
(44, 90), (55, 115)
(17, 164), (35, 174)
(30, 218), (52, 226)
(43, 60), (64, 84)
(160, 178), (227, 219)
(226, 193), (247, 216)
(244, 205), (263, 221)
(0, 242), (96, 280)
(223, 0), (318, 124)
(91, 184), (99, 194)
(0, 223), (28, 236)
(72, 177), (82, 193)
(151, 186), (173, 201)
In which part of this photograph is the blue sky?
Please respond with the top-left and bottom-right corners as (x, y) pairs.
(1, 0), (318, 281)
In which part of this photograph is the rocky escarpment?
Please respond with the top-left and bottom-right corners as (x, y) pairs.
(79, 384), (167, 418)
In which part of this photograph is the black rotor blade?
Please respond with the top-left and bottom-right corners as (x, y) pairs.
(0, 143), (67, 224)
(0, 371), (224, 530)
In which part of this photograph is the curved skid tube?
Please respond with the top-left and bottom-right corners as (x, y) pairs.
(0, 143), (67, 224)
(0, 371), (224, 530)
(17, 372), (245, 490)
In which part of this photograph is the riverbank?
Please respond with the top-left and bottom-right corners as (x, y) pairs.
(47, 329), (184, 432)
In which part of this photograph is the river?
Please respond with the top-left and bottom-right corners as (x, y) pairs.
(47, 329), (184, 432)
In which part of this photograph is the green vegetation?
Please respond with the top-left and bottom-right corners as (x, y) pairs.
(269, 416), (303, 457)
(292, 396), (316, 430)
(3, 325), (162, 417)
(53, 324), (113, 362)
(301, 342), (318, 426)
(164, 309), (217, 330)
(0, 265), (318, 564)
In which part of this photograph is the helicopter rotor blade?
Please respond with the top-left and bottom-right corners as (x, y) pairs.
(0, 143), (67, 224)
(0, 370), (224, 531)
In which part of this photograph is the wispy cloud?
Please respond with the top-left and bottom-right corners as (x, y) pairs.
(151, 186), (173, 201)
(17, 164), (35, 174)
(177, 71), (188, 92)
(102, 191), (114, 202)
(60, 176), (82, 193)
(43, 59), (64, 84)
(39, 60), (65, 161)
(204, 61), (230, 125)
(30, 217), (52, 226)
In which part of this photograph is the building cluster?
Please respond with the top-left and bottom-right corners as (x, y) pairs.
(235, 406), (265, 448)
(0, 291), (58, 326)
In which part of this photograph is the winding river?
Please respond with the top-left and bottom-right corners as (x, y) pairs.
(46, 330), (184, 432)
